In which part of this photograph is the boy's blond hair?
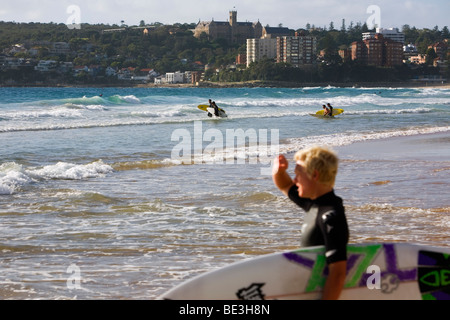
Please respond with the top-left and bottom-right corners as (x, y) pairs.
(294, 146), (339, 187)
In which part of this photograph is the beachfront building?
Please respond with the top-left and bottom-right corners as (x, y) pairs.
(276, 35), (317, 67)
(351, 34), (403, 67)
(165, 71), (184, 84)
(194, 11), (263, 45)
(363, 28), (405, 44)
(246, 38), (277, 67)
(246, 33), (317, 68)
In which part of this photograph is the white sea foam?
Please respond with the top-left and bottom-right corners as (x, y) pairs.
(0, 108), (84, 120)
(0, 160), (114, 194)
(27, 160), (113, 180)
(118, 95), (142, 104)
(55, 95), (141, 106)
(0, 162), (33, 195)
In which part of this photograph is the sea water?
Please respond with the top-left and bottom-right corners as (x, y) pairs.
(0, 86), (449, 299)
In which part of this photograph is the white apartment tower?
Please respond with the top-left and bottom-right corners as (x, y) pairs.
(246, 38), (277, 67)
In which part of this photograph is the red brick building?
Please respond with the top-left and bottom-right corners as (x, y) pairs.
(351, 34), (403, 67)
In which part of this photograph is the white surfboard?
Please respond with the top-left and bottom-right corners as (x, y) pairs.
(159, 243), (450, 300)
(206, 107), (227, 118)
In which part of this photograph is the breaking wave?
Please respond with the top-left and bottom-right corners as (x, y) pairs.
(0, 160), (113, 195)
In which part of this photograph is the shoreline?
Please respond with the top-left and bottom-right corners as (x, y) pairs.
(336, 130), (450, 161)
(1, 80), (449, 89)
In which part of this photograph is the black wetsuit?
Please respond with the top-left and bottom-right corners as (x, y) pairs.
(213, 105), (219, 117)
(288, 185), (349, 264)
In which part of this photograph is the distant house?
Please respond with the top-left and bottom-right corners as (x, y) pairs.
(73, 65), (89, 76)
(192, 61), (204, 71)
(35, 60), (58, 72)
(409, 54), (427, 64)
(105, 66), (117, 77)
(139, 68), (159, 79)
(154, 75), (166, 84)
(117, 67), (135, 80)
(88, 65), (102, 76)
(404, 43), (418, 55)
(50, 42), (71, 55)
(7, 44), (27, 55)
(58, 62), (73, 73)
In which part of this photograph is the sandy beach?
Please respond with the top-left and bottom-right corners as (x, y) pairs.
(335, 130), (450, 214)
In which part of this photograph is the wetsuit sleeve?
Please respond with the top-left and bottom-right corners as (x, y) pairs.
(288, 185), (311, 211)
(319, 208), (349, 265)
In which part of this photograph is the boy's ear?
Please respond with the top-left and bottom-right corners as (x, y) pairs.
(312, 169), (320, 181)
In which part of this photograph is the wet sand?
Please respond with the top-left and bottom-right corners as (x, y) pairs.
(337, 131), (450, 161)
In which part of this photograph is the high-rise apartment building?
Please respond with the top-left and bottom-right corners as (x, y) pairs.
(351, 34), (403, 67)
(246, 38), (277, 67)
(276, 35), (317, 67)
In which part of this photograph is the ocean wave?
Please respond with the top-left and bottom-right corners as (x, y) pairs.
(38, 95), (142, 107)
(341, 107), (434, 115)
(0, 162), (32, 195)
(129, 110), (187, 118)
(27, 160), (113, 180)
(0, 107), (84, 120)
(0, 104), (443, 133)
(220, 92), (448, 109)
(0, 160), (113, 195)
(107, 95), (142, 104)
(64, 103), (108, 110)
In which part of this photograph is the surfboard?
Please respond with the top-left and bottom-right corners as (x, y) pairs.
(310, 113), (336, 119)
(198, 105), (228, 118)
(158, 243), (450, 300)
(315, 108), (344, 117)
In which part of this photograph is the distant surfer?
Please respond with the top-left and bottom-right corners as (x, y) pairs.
(322, 105), (331, 116)
(327, 103), (334, 117)
(212, 101), (220, 117)
(207, 99), (213, 117)
(272, 146), (349, 300)
(208, 99), (220, 117)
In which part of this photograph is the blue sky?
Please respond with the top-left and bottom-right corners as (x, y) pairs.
(0, 0), (448, 30)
